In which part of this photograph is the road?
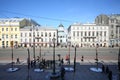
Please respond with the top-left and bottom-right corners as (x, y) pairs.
(0, 47), (119, 63)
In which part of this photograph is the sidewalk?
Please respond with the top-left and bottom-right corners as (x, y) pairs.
(0, 61), (118, 80)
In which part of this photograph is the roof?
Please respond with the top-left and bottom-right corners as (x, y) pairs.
(58, 24), (64, 27)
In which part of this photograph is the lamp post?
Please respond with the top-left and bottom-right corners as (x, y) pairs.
(33, 26), (36, 61)
(68, 42), (70, 65)
(39, 46), (41, 59)
(52, 38), (56, 74)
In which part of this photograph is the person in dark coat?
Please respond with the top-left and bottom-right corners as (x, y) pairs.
(108, 71), (112, 80)
(102, 64), (105, 73)
(61, 66), (65, 80)
(106, 66), (109, 74)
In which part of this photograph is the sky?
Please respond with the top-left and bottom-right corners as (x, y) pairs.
(0, 0), (120, 29)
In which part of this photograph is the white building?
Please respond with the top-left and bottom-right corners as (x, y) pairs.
(20, 26), (57, 47)
(57, 24), (67, 47)
(68, 23), (109, 47)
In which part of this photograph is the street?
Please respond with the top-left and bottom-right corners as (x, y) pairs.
(0, 47), (119, 63)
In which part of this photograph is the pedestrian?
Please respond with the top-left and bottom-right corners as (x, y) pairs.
(61, 58), (64, 65)
(61, 66), (65, 80)
(106, 66), (109, 74)
(81, 55), (84, 62)
(102, 64), (105, 73)
(108, 71), (112, 80)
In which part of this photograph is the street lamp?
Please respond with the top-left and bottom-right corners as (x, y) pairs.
(39, 46), (41, 59)
(68, 42), (71, 65)
(52, 38), (56, 74)
(33, 26), (36, 61)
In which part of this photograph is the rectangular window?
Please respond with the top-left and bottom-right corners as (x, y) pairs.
(6, 28), (8, 31)
(2, 34), (4, 38)
(96, 32), (98, 36)
(2, 41), (4, 46)
(73, 31), (75, 37)
(2, 28), (4, 31)
(37, 32), (39, 37)
(92, 32), (94, 36)
(53, 32), (55, 37)
(15, 34), (17, 38)
(15, 28), (17, 31)
(85, 32), (87, 36)
(41, 32), (43, 37)
(11, 35), (13, 38)
(77, 31), (79, 36)
(29, 33), (31, 37)
(6, 41), (8, 47)
(6, 35), (8, 38)
(25, 33), (27, 37)
(49, 33), (51, 37)
(29, 38), (31, 42)
(104, 31), (106, 36)
(11, 28), (13, 31)
(81, 31), (83, 36)
(89, 32), (90, 36)
(21, 33), (23, 37)
(45, 32), (47, 37)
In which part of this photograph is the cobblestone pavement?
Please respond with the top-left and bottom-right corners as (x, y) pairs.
(0, 61), (118, 80)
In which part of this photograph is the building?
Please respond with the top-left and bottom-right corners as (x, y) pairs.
(95, 14), (120, 47)
(0, 18), (39, 48)
(0, 18), (21, 48)
(57, 24), (67, 47)
(68, 23), (109, 47)
(20, 26), (58, 47)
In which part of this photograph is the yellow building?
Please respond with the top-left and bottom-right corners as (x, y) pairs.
(0, 18), (22, 48)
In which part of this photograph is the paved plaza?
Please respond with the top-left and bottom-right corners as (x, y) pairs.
(0, 47), (119, 80)
(0, 61), (118, 80)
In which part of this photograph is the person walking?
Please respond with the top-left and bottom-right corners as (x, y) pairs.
(61, 66), (65, 80)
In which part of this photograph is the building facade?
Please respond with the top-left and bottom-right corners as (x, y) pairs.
(0, 18), (40, 48)
(0, 18), (21, 48)
(20, 26), (58, 47)
(95, 14), (120, 47)
(68, 23), (109, 47)
(57, 24), (67, 47)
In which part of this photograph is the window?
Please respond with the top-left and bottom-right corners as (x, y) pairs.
(104, 31), (106, 36)
(45, 32), (47, 37)
(53, 32), (55, 37)
(15, 28), (17, 31)
(6, 28), (8, 31)
(11, 35), (13, 38)
(77, 31), (79, 36)
(29, 38), (31, 42)
(92, 32), (94, 36)
(81, 32), (83, 36)
(73, 31), (75, 37)
(2, 34), (4, 38)
(41, 32), (43, 37)
(25, 33), (27, 37)
(6, 41), (8, 47)
(89, 32), (90, 36)
(2, 41), (4, 46)
(15, 34), (17, 38)
(81, 38), (83, 42)
(96, 32), (98, 36)
(6, 35), (8, 38)
(111, 25), (114, 28)
(85, 32), (87, 36)
(49, 33), (51, 37)
(2, 28), (4, 31)
(11, 28), (13, 31)
(21, 39), (22, 42)
(37, 32), (39, 37)
(21, 33), (23, 37)
(29, 33), (31, 37)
